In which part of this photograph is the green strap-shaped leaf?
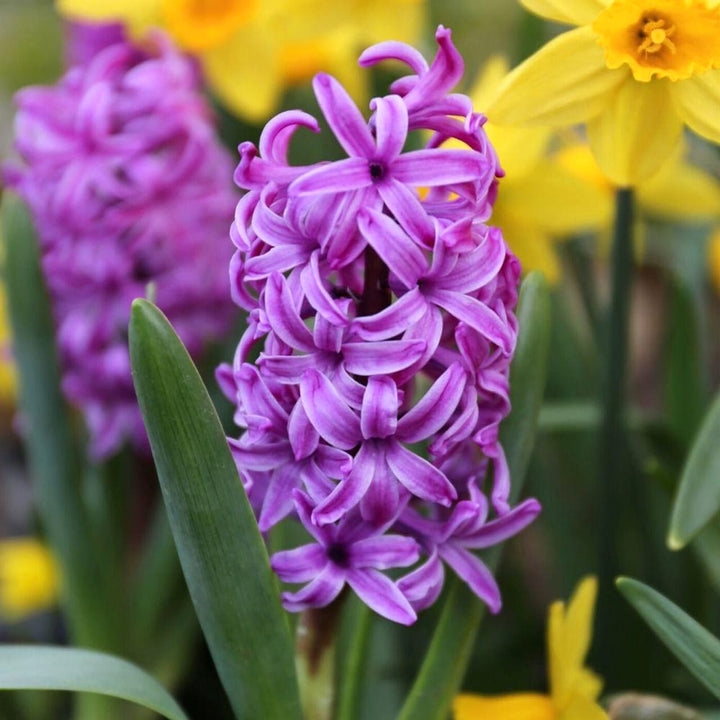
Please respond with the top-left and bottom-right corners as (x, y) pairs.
(618, 577), (720, 701)
(0, 645), (188, 720)
(129, 299), (302, 720)
(499, 272), (552, 488)
(668, 390), (720, 549)
(397, 272), (551, 720)
(663, 279), (707, 447)
(2, 195), (119, 650)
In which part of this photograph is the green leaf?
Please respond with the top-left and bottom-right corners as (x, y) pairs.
(129, 299), (302, 720)
(1, 195), (118, 650)
(0, 645), (188, 720)
(663, 279), (707, 447)
(499, 272), (552, 488)
(668, 390), (720, 549)
(396, 272), (551, 720)
(617, 577), (720, 701)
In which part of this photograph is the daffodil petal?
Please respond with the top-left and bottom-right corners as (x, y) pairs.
(490, 125), (554, 177)
(487, 27), (625, 127)
(562, 578), (598, 678)
(558, 693), (608, 720)
(202, 29), (282, 123)
(500, 162), (613, 234)
(353, 0), (426, 45)
(56, 0), (161, 35)
(669, 70), (720, 145)
(548, 598), (571, 708)
(468, 55), (511, 109)
(587, 75), (683, 186)
(521, 0), (607, 26)
(549, 576), (603, 709)
(496, 220), (563, 284)
(638, 158), (720, 221)
(453, 693), (556, 720)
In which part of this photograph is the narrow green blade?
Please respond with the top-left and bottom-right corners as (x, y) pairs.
(618, 577), (720, 701)
(129, 299), (302, 720)
(663, 279), (706, 447)
(2, 195), (116, 650)
(397, 272), (551, 720)
(499, 272), (552, 488)
(668, 390), (720, 549)
(0, 646), (188, 720)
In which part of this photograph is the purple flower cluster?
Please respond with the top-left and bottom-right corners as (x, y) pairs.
(6, 28), (237, 460)
(219, 26), (540, 624)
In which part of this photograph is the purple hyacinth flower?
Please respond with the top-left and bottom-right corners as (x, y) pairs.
(6, 28), (236, 460)
(398, 487), (541, 612)
(226, 25), (540, 622)
(272, 492), (419, 625)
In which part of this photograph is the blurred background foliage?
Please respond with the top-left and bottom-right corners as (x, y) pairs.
(0, 0), (719, 719)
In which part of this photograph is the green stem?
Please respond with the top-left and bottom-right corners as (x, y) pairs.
(335, 601), (372, 720)
(396, 579), (485, 720)
(596, 187), (635, 669)
(296, 601), (343, 720)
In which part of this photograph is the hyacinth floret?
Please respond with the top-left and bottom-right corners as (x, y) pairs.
(220, 25), (541, 624)
(6, 27), (236, 460)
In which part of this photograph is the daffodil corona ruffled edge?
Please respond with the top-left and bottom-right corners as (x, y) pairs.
(488, 0), (720, 187)
(56, 0), (427, 122)
(454, 576), (608, 720)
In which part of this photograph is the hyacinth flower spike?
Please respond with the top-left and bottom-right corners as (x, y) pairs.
(6, 29), (236, 460)
(225, 25), (541, 622)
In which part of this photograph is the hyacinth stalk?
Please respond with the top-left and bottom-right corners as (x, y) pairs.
(5, 25), (236, 461)
(217, 29), (542, 711)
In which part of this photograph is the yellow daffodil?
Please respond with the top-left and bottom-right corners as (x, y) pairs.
(467, 58), (612, 283)
(56, 0), (426, 122)
(0, 283), (17, 408)
(556, 140), (720, 222)
(454, 576), (608, 720)
(0, 538), (59, 621)
(487, 0), (720, 188)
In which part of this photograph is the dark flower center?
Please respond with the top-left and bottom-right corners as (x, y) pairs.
(369, 162), (385, 181)
(327, 543), (350, 567)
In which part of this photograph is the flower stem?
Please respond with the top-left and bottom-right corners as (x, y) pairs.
(596, 187), (634, 669)
(336, 600), (372, 720)
(295, 600), (344, 720)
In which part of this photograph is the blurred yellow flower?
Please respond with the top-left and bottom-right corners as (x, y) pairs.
(454, 576), (608, 720)
(487, 0), (720, 187)
(0, 538), (59, 621)
(0, 283), (17, 407)
(468, 58), (612, 283)
(556, 141), (720, 223)
(56, 0), (426, 122)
